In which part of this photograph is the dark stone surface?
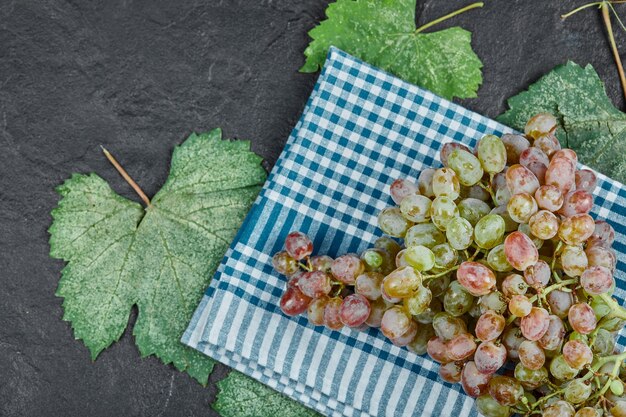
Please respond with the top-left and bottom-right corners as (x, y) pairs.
(0, 0), (623, 415)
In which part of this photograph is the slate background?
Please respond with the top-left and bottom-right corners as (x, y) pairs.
(1, 0), (624, 416)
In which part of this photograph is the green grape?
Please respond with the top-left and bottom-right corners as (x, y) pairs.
(431, 196), (459, 231)
(549, 355), (579, 380)
(475, 394), (510, 417)
(487, 244), (513, 272)
(432, 167), (460, 199)
(404, 285), (432, 315)
(378, 207), (413, 237)
(458, 198), (491, 226)
(611, 380), (625, 397)
(432, 312), (467, 341)
(490, 204), (518, 232)
(399, 194), (432, 223)
(374, 236), (402, 257)
(428, 273), (450, 298)
(361, 248), (384, 269)
(517, 223), (543, 250)
(591, 328), (615, 355)
(599, 315), (626, 332)
(514, 363), (547, 390)
(414, 297), (442, 324)
(404, 245), (435, 271)
(507, 193), (538, 223)
(447, 148), (484, 186)
(488, 375), (524, 406)
(591, 296), (611, 320)
(383, 266), (421, 298)
(431, 243), (458, 269)
(477, 135), (507, 174)
(405, 223), (445, 248)
(443, 280), (474, 317)
(446, 216), (473, 250)
(407, 323), (435, 355)
(474, 214), (505, 249)
(480, 291), (508, 314)
(564, 378), (592, 404)
(543, 401), (575, 417)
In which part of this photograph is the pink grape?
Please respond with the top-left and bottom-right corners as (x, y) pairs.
(534, 185), (564, 211)
(417, 168), (436, 197)
(533, 133), (561, 157)
(457, 261), (496, 296)
(427, 336), (451, 363)
(501, 273), (528, 296)
(440, 142), (471, 167)
(560, 244), (588, 277)
(568, 303), (597, 334)
(308, 296), (330, 326)
(339, 294), (371, 327)
(475, 310), (506, 341)
(520, 146), (550, 167)
(365, 299), (388, 327)
(546, 290), (574, 319)
(525, 161), (547, 184)
(545, 156), (575, 193)
(461, 361), (492, 397)
(520, 307), (550, 341)
(389, 178), (418, 205)
(518, 340), (545, 370)
(502, 326), (525, 361)
(285, 231), (313, 260)
(355, 272), (384, 300)
(580, 266), (614, 295)
(558, 213), (595, 245)
(488, 375), (524, 407)
(504, 231), (538, 271)
(588, 220), (615, 248)
(447, 332), (477, 361)
(552, 149), (578, 164)
(272, 251), (299, 275)
(528, 210), (559, 240)
(280, 286), (312, 316)
(331, 254), (365, 284)
(509, 295), (532, 317)
(439, 362), (463, 383)
(558, 190), (593, 217)
(506, 164), (540, 195)
(501, 134), (530, 165)
(323, 297), (344, 330)
(523, 259), (550, 289)
(390, 319), (418, 347)
(310, 255), (333, 272)
(562, 339), (593, 369)
(474, 341), (507, 374)
(538, 315), (565, 350)
(381, 306), (411, 339)
(298, 270), (332, 298)
(525, 113), (557, 138)
(586, 245), (617, 271)
(543, 401), (575, 417)
(575, 169), (597, 192)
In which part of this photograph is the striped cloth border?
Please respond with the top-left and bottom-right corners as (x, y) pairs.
(182, 47), (626, 417)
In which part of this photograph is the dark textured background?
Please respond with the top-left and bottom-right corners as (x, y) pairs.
(1, 1), (624, 416)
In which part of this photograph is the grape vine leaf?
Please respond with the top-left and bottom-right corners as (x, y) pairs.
(213, 372), (320, 417)
(49, 130), (267, 384)
(300, 0), (483, 100)
(498, 61), (626, 183)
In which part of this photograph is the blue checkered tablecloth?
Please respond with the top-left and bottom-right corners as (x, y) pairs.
(182, 47), (626, 417)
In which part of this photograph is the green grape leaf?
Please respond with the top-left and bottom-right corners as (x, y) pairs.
(213, 372), (320, 417)
(300, 0), (483, 100)
(498, 61), (626, 183)
(49, 130), (267, 384)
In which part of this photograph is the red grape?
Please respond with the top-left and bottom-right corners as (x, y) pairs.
(504, 231), (538, 271)
(280, 286), (312, 316)
(339, 294), (371, 327)
(323, 297), (344, 330)
(581, 265), (614, 295)
(558, 190), (593, 217)
(427, 336), (451, 363)
(558, 214), (595, 245)
(308, 296), (330, 325)
(538, 315), (565, 350)
(285, 231), (313, 260)
(439, 362), (463, 383)
(457, 261), (496, 296)
(390, 178), (418, 205)
(518, 340), (545, 370)
(506, 164), (540, 195)
(575, 169), (597, 193)
(298, 270), (332, 298)
(545, 156), (575, 194)
(474, 341), (507, 374)
(447, 332), (477, 361)
(475, 310), (506, 341)
(331, 254), (365, 284)
(562, 339), (593, 369)
(520, 307), (550, 341)
(568, 303), (597, 334)
(461, 361), (492, 397)
(523, 259), (550, 289)
(534, 185), (564, 211)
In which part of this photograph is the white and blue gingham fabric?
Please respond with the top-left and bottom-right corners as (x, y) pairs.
(182, 47), (626, 417)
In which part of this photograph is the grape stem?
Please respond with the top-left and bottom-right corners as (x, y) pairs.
(599, 293), (626, 320)
(414, 2), (484, 34)
(422, 264), (460, 281)
(101, 146), (152, 207)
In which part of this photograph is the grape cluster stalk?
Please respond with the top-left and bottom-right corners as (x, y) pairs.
(272, 113), (626, 417)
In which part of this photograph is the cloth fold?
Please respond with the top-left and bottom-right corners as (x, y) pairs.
(182, 47), (626, 417)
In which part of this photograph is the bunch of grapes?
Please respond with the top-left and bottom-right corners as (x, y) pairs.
(272, 113), (626, 417)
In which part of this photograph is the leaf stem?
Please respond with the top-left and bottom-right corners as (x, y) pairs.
(602, 2), (626, 102)
(101, 146), (152, 207)
(414, 2), (484, 34)
(561, 1), (603, 19)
